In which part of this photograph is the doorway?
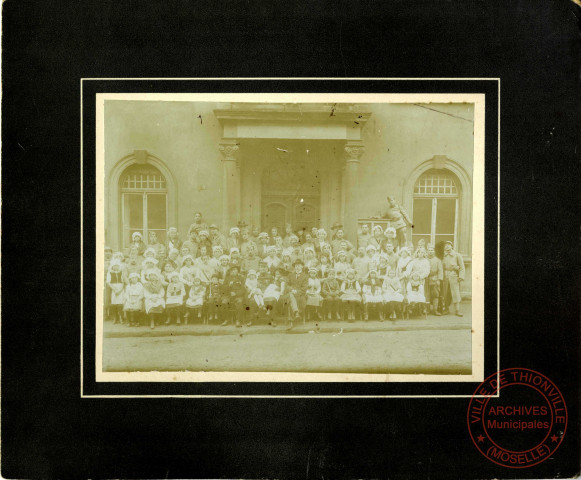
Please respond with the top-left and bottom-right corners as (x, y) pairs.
(260, 145), (321, 232)
(262, 196), (320, 233)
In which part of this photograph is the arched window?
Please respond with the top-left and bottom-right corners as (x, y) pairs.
(412, 170), (459, 250)
(120, 164), (168, 248)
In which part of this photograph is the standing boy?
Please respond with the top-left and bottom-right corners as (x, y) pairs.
(426, 244), (444, 315)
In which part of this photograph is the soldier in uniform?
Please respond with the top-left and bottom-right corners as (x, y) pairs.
(441, 241), (465, 316)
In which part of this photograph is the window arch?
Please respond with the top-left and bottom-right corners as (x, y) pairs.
(120, 164), (168, 248)
(107, 151), (177, 251)
(412, 169), (460, 250)
(403, 157), (472, 256)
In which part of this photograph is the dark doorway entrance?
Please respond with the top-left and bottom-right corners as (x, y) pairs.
(261, 147), (321, 232)
(262, 196), (320, 233)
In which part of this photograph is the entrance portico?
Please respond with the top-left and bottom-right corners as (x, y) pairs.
(214, 103), (371, 240)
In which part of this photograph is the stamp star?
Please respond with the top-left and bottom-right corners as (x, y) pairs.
(550, 434), (559, 443)
(477, 434), (485, 443)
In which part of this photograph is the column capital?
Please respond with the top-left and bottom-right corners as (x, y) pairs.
(218, 140), (240, 162)
(344, 142), (365, 163)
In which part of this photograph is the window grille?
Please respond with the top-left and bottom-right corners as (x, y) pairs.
(414, 173), (458, 196)
(121, 167), (166, 190)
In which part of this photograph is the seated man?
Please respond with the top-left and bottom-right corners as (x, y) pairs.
(285, 259), (309, 327)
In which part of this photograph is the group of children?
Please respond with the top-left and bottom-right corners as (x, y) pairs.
(104, 220), (466, 329)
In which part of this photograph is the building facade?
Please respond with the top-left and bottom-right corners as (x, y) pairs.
(104, 101), (474, 293)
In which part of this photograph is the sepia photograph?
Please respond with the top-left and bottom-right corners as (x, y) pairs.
(95, 92), (484, 382)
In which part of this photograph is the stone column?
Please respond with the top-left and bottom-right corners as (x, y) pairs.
(234, 156), (241, 222)
(328, 164), (342, 232)
(218, 140), (240, 232)
(240, 157), (262, 231)
(343, 141), (365, 244)
(319, 167), (329, 230)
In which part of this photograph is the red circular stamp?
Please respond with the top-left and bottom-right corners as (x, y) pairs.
(467, 368), (567, 468)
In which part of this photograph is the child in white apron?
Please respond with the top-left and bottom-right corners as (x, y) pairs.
(245, 270), (265, 310)
(165, 271), (185, 325)
(305, 266), (322, 321)
(363, 270), (384, 320)
(123, 272), (144, 327)
(340, 268), (362, 321)
(383, 268), (404, 319)
(107, 260), (125, 324)
(143, 272), (165, 329)
(185, 276), (206, 323)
